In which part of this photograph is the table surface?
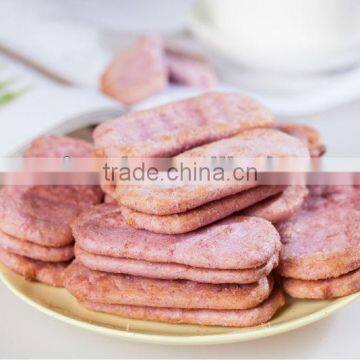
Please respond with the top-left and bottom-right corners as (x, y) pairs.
(0, 1), (360, 358)
(1, 279), (359, 359)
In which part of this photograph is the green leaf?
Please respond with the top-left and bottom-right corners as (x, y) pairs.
(0, 87), (29, 106)
(0, 79), (14, 90)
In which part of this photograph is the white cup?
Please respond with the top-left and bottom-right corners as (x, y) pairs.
(193, 0), (360, 73)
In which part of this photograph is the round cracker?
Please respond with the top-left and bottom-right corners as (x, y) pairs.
(0, 229), (74, 262)
(278, 186), (360, 280)
(283, 267), (360, 299)
(0, 247), (69, 287)
(0, 185), (102, 247)
(0, 136), (103, 247)
(24, 135), (94, 158)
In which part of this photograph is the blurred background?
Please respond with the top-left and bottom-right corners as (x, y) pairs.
(0, 0), (359, 155)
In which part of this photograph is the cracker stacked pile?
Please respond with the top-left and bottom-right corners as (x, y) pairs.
(278, 185), (360, 299)
(2, 92), (358, 328)
(0, 136), (103, 286)
(67, 208), (284, 327)
(65, 92), (317, 327)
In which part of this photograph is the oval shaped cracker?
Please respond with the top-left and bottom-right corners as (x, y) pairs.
(275, 123), (325, 157)
(75, 246), (279, 284)
(81, 288), (285, 327)
(94, 92), (274, 158)
(64, 262), (273, 310)
(115, 128), (309, 215)
(100, 36), (167, 105)
(73, 204), (281, 270)
(243, 186), (309, 224)
(121, 185), (284, 234)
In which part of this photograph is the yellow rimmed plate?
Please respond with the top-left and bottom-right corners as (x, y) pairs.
(1, 263), (359, 346)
